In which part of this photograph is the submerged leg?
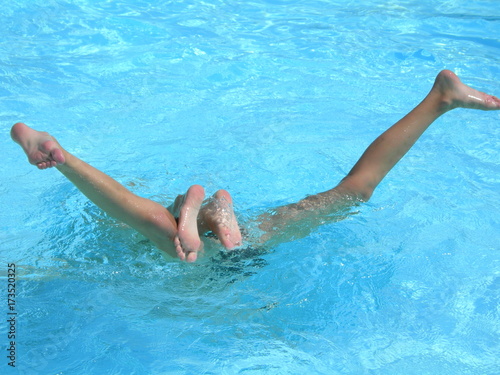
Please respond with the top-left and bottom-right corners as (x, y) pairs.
(259, 70), (500, 243)
(11, 122), (182, 259)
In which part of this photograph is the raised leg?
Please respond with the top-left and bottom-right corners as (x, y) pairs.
(337, 70), (500, 200)
(258, 70), (500, 244)
(11, 122), (182, 259)
(12, 122), (241, 262)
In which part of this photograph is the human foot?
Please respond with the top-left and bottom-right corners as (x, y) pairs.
(199, 189), (242, 249)
(432, 70), (500, 112)
(172, 184), (205, 262)
(11, 122), (65, 169)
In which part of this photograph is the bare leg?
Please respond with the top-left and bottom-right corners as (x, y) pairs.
(259, 70), (500, 243)
(337, 70), (500, 200)
(11, 122), (181, 259)
(13, 123), (240, 262)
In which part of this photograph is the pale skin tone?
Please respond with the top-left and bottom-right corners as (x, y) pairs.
(257, 70), (500, 244)
(10, 126), (242, 262)
(11, 70), (500, 260)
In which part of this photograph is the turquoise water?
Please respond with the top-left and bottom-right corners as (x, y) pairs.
(1, 0), (499, 374)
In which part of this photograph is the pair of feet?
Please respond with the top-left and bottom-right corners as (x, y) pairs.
(11, 123), (242, 263)
(168, 185), (242, 262)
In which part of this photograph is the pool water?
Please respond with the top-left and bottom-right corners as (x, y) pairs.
(1, 0), (499, 374)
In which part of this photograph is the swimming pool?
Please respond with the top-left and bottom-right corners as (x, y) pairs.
(1, 0), (499, 373)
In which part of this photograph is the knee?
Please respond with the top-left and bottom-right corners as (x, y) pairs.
(338, 177), (374, 202)
(358, 188), (373, 202)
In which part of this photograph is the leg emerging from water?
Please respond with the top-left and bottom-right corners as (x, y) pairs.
(258, 70), (500, 244)
(12, 122), (241, 262)
(337, 70), (500, 200)
(11, 122), (183, 259)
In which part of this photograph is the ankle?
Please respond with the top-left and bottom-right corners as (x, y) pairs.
(424, 86), (457, 114)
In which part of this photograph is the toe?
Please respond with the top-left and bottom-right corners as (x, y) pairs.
(174, 236), (186, 261)
(186, 251), (198, 263)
